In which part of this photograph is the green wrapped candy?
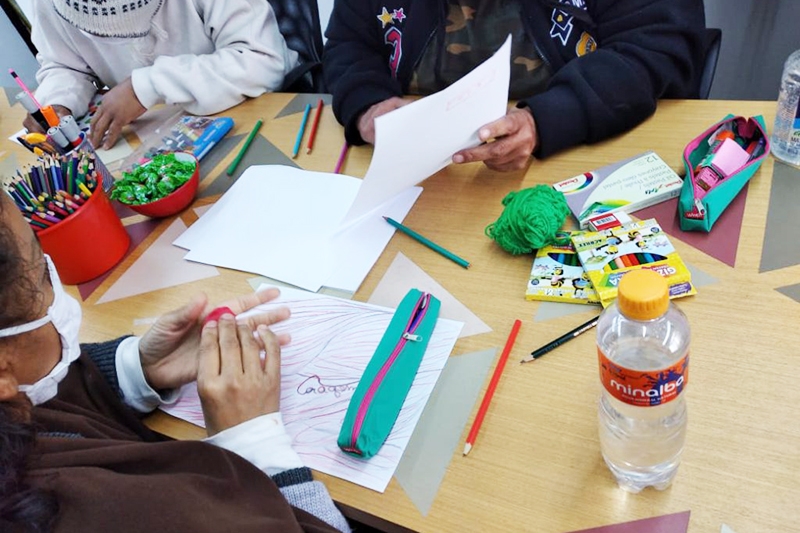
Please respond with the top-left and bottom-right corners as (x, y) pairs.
(111, 152), (196, 205)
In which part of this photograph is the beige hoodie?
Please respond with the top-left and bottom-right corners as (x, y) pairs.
(31, 0), (298, 118)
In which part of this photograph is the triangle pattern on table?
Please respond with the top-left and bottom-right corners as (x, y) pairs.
(633, 191), (748, 268)
(77, 218), (160, 300)
(274, 93), (332, 119)
(0, 152), (18, 175)
(395, 347), (497, 516)
(776, 282), (800, 305)
(96, 218), (219, 304)
(565, 511), (690, 533)
(368, 252), (491, 338)
(197, 133), (244, 182)
(534, 301), (596, 322)
(3, 86), (20, 107)
(198, 134), (299, 198)
(760, 162), (800, 272)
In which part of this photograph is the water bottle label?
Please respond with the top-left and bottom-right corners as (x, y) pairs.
(598, 349), (689, 407)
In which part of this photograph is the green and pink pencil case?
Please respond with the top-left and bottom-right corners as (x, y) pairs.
(678, 114), (770, 232)
(338, 289), (440, 459)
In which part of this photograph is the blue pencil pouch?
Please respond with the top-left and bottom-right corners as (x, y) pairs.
(337, 289), (440, 459)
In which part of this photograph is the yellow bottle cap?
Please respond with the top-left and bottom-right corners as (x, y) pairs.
(617, 269), (669, 320)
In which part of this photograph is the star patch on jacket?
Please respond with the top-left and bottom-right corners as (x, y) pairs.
(549, 0), (588, 47)
(377, 6), (406, 28)
(575, 31), (597, 56)
(377, 7), (406, 76)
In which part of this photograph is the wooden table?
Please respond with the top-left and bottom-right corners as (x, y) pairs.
(2, 95), (798, 533)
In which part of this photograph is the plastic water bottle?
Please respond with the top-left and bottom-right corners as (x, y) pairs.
(596, 269), (690, 493)
(772, 49), (800, 166)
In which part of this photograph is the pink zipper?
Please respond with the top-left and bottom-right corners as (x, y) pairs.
(344, 292), (430, 454)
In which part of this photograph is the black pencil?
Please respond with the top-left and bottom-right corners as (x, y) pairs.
(520, 315), (600, 364)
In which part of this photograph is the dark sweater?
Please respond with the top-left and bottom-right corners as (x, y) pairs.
(324, 0), (706, 157)
(26, 343), (344, 533)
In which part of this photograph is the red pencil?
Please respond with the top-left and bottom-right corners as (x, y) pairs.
(463, 319), (522, 456)
(306, 98), (324, 154)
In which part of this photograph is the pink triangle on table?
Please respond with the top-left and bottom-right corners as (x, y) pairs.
(566, 511), (690, 533)
(633, 186), (748, 268)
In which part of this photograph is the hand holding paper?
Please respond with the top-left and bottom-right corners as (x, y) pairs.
(452, 107), (538, 172)
(342, 35), (512, 225)
(173, 36), (512, 293)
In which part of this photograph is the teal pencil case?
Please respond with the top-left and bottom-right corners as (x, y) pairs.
(678, 114), (770, 232)
(338, 289), (440, 459)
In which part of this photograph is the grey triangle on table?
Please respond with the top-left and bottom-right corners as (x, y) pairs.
(197, 133), (243, 182)
(394, 347), (497, 516)
(535, 301), (599, 322)
(198, 134), (299, 199)
(760, 162), (800, 272)
(685, 262), (718, 288)
(274, 93), (332, 119)
(0, 153), (19, 177)
(4, 86), (21, 107)
(776, 283), (800, 305)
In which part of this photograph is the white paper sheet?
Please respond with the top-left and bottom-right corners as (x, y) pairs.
(161, 285), (463, 492)
(342, 35), (511, 225)
(325, 186), (422, 291)
(177, 166), (358, 291)
(171, 37), (510, 291)
(174, 165), (421, 292)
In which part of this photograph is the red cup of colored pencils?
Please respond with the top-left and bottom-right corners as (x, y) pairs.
(2, 150), (130, 284)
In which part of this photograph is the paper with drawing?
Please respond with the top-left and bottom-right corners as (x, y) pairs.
(161, 285), (464, 492)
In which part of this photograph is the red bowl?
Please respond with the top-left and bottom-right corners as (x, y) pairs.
(123, 152), (199, 218)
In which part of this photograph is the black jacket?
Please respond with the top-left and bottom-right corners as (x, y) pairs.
(324, 0), (706, 158)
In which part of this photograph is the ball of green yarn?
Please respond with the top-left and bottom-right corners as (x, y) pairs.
(484, 185), (570, 255)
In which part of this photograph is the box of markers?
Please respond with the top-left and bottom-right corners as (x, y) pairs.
(570, 218), (695, 307)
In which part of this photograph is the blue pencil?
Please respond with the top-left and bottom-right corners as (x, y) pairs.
(292, 104), (312, 158)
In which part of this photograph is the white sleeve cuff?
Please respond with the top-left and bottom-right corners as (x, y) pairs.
(130, 66), (160, 109)
(115, 336), (179, 412)
(203, 412), (304, 476)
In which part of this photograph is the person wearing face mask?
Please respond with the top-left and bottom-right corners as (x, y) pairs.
(22, 0), (299, 150)
(0, 193), (351, 532)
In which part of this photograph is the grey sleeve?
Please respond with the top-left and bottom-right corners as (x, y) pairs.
(272, 468), (352, 533)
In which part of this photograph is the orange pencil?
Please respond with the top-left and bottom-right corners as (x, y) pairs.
(463, 319), (522, 456)
(306, 98), (324, 154)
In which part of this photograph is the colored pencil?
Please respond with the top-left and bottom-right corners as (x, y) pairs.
(226, 119), (263, 176)
(292, 103), (312, 158)
(306, 98), (324, 154)
(383, 216), (470, 269)
(463, 319), (522, 456)
(334, 141), (349, 174)
(520, 315), (600, 364)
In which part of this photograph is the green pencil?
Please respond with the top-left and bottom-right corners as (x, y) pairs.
(226, 119), (263, 176)
(383, 216), (471, 269)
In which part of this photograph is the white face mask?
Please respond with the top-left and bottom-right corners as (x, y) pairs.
(0, 255), (82, 405)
